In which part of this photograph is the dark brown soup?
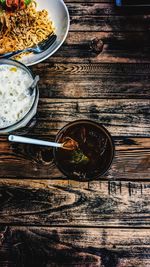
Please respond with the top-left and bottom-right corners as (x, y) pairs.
(54, 120), (114, 181)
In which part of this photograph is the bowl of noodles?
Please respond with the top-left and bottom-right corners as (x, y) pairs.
(0, 0), (70, 66)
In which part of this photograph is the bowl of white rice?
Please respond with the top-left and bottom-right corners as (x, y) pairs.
(0, 59), (39, 133)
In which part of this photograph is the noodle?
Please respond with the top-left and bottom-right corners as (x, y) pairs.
(0, 1), (55, 54)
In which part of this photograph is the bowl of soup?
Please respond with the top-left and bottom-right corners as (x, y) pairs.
(53, 120), (115, 181)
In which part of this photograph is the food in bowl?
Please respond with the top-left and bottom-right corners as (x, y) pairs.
(0, 0), (32, 11)
(0, 0), (32, 10)
(0, 0), (70, 66)
(0, 59), (39, 133)
(54, 120), (115, 181)
(0, 0), (55, 55)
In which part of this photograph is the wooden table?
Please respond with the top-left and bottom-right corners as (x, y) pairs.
(0, 1), (150, 266)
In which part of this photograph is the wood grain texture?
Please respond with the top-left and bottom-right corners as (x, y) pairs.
(67, 4), (150, 32)
(0, 226), (149, 267)
(65, 1), (113, 3)
(32, 63), (150, 98)
(0, 99), (148, 137)
(0, 0), (149, 265)
(0, 137), (149, 180)
(32, 99), (150, 136)
(0, 179), (149, 227)
(41, 31), (150, 63)
(67, 3), (150, 17)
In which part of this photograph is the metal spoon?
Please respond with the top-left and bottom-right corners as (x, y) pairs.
(26, 75), (40, 96)
(19, 75), (39, 99)
(8, 135), (78, 151)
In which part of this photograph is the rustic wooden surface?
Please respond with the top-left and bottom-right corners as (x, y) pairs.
(0, 0), (150, 266)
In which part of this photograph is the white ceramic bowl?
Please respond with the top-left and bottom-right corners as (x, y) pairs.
(18, 0), (70, 66)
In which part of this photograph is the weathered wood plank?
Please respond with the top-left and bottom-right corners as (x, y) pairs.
(43, 31), (150, 63)
(0, 137), (149, 180)
(0, 179), (149, 226)
(67, 3), (149, 32)
(32, 63), (150, 98)
(0, 226), (149, 267)
(0, 99), (148, 137)
(65, 1), (113, 3)
(68, 3), (118, 16)
(33, 99), (150, 136)
(33, 62), (150, 76)
(67, 3), (150, 16)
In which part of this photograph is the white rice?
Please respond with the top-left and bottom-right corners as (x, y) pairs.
(0, 64), (34, 128)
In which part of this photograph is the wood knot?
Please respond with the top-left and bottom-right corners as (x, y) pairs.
(90, 38), (104, 54)
(38, 149), (53, 165)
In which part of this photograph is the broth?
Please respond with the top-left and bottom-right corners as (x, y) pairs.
(54, 120), (114, 180)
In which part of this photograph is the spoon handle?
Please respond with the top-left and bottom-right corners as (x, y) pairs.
(27, 75), (40, 96)
(8, 135), (62, 148)
(30, 75), (40, 89)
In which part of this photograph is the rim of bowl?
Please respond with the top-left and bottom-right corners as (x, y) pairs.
(0, 59), (38, 132)
(53, 119), (115, 181)
(26, 0), (70, 66)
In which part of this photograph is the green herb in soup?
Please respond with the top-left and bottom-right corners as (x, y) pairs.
(71, 149), (89, 164)
(54, 121), (114, 180)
